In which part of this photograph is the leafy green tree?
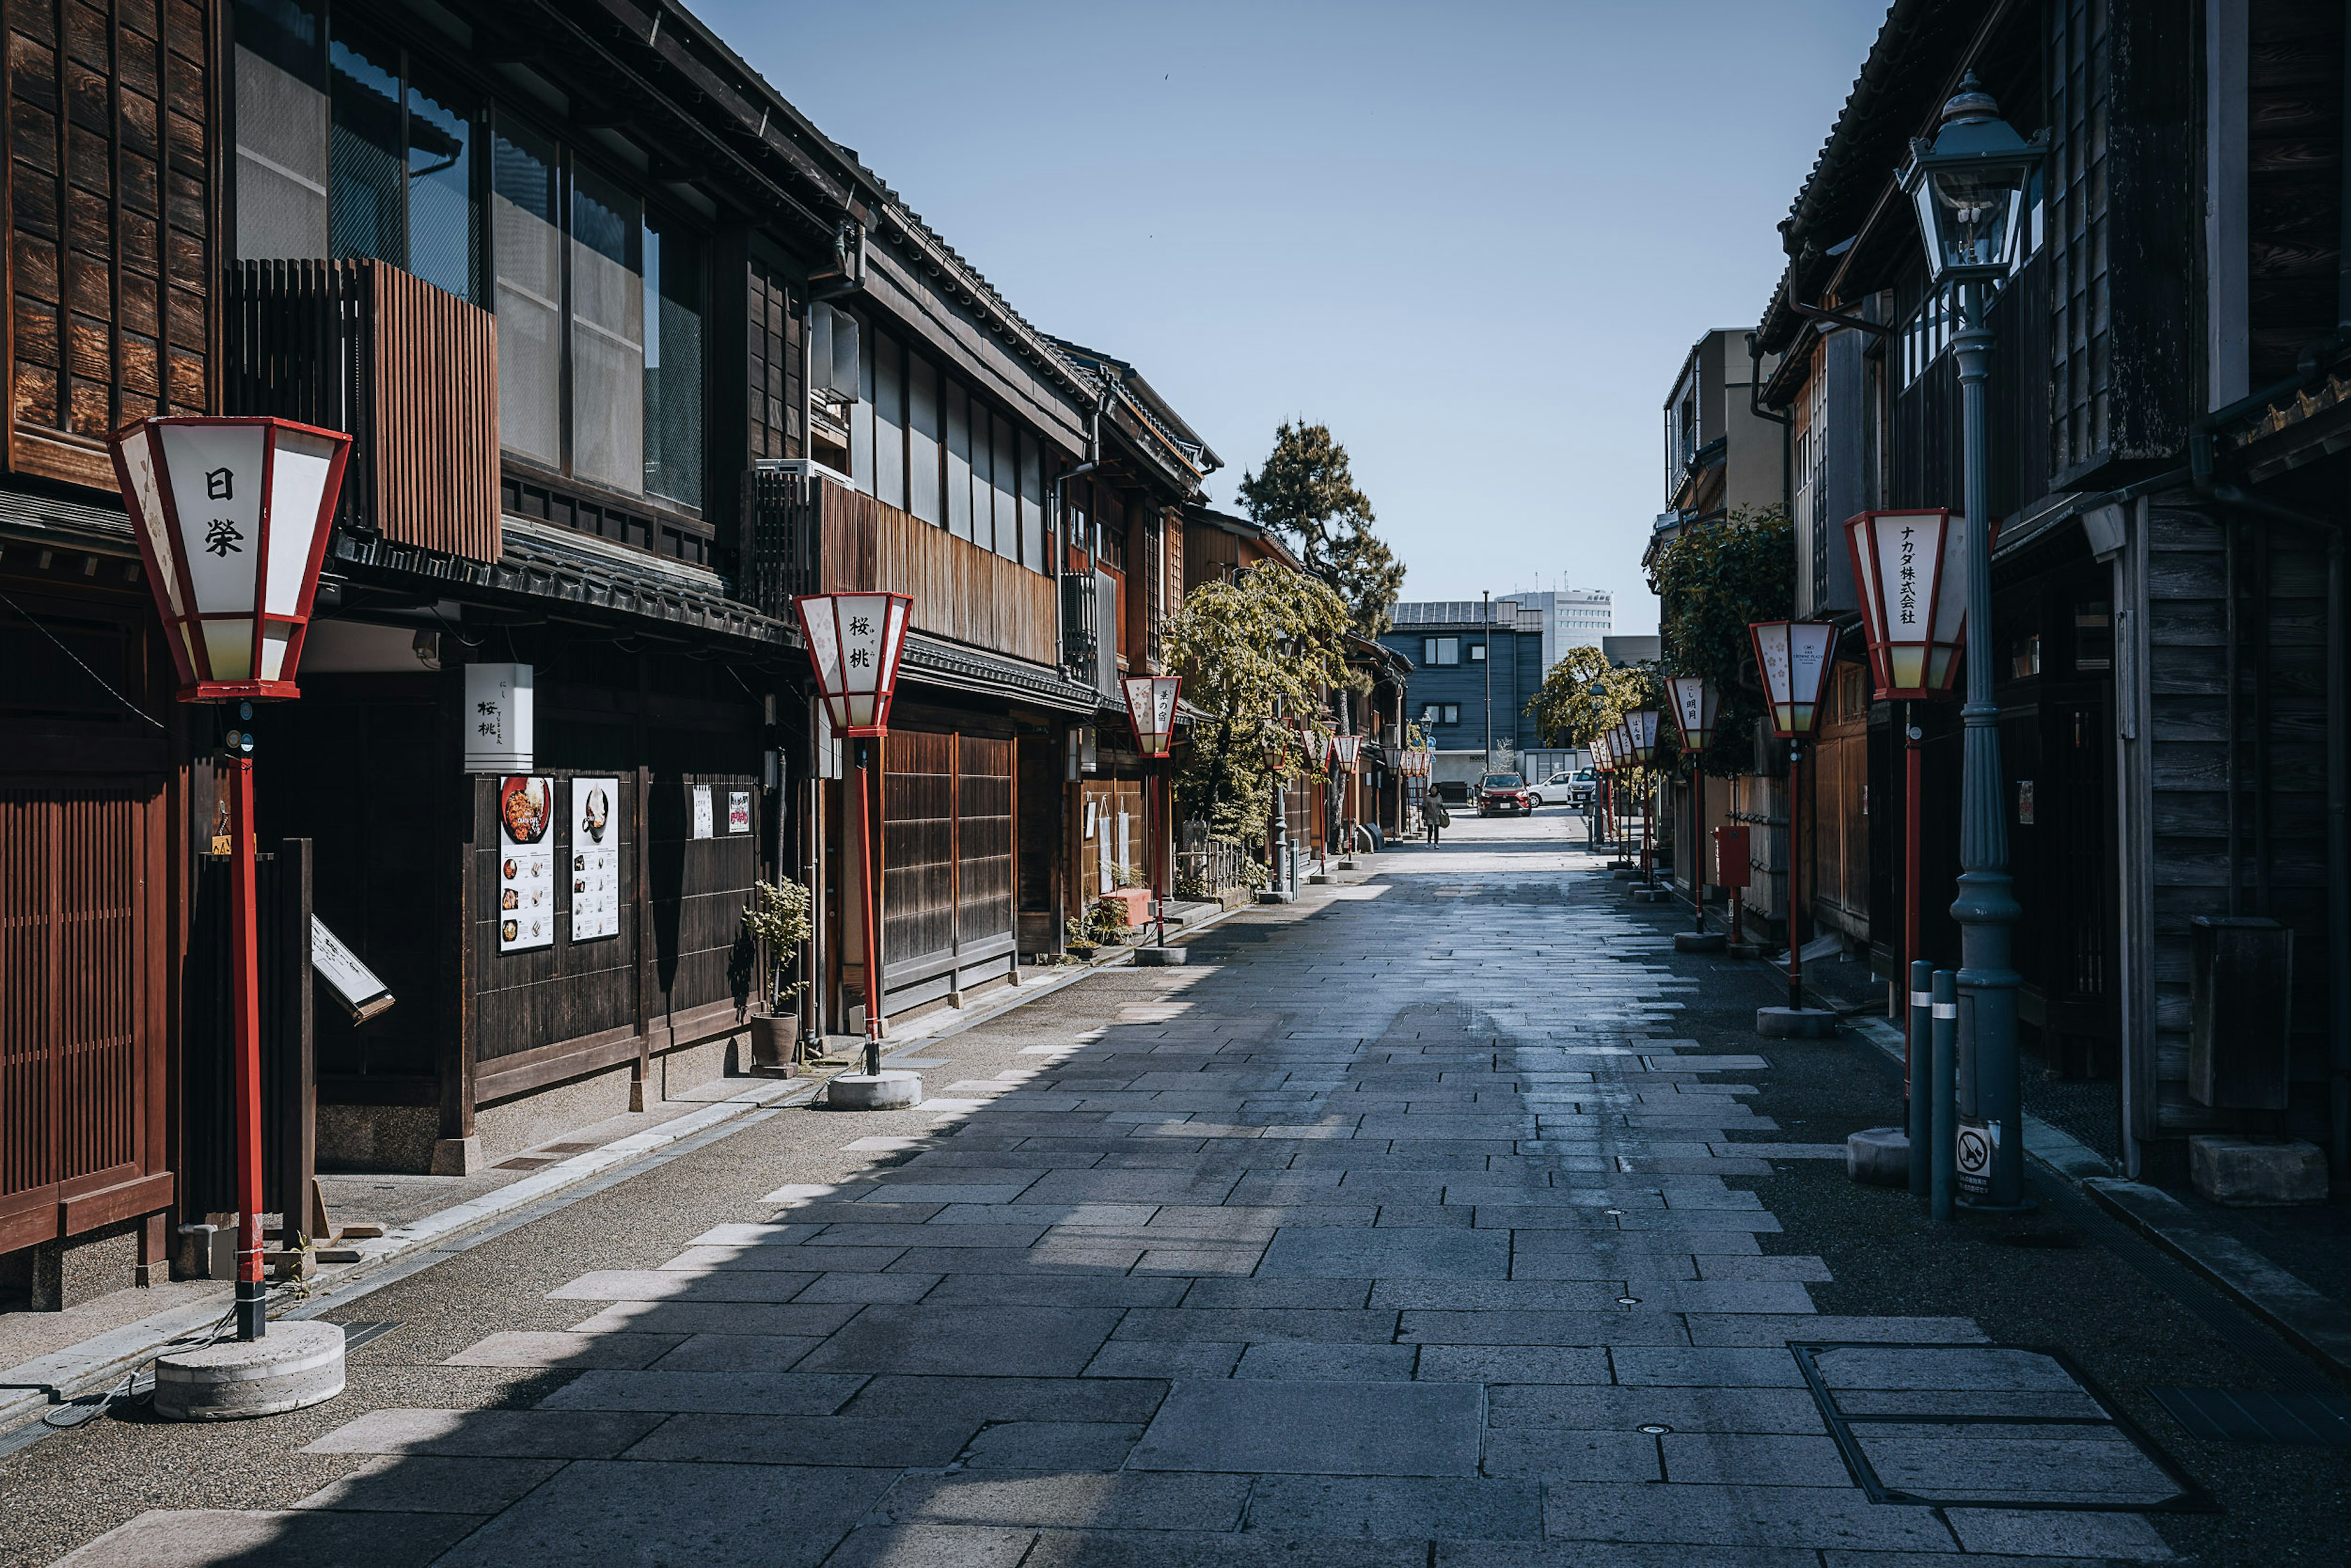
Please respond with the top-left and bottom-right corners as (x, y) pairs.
(1236, 421), (1403, 637)
(1649, 506), (1794, 776)
(1525, 645), (1616, 747)
(1161, 563), (1353, 846)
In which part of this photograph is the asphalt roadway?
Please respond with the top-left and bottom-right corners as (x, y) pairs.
(6, 810), (2346, 1567)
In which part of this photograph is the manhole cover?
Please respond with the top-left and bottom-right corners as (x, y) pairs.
(1791, 1343), (2210, 1512)
(2151, 1387), (2351, 1447)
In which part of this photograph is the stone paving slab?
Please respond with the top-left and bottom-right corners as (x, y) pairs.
(429, 1460), (895, 1568)
(289, 1455), (565, 1514)
(302, 1408), (663, 1458)
(53, 1510), (476, 1567)
(1128, 1379), (1482, 1474)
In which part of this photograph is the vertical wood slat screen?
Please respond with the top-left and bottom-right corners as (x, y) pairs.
(956, 737), (1012, 951)
(224, 259), (500, 564)
(4, 0), (214, 491)
(1, 786), (149, 1248)
(816, 479), (1056, 667)
(882, 731), (955, 971)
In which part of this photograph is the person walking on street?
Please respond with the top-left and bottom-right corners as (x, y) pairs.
(1423, 790), (1450, 845)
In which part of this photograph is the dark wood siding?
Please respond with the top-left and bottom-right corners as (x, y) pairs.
(957, 735), (1011, 957)
(5, 0), (215, 492)
(2245, 0), (2344, 385)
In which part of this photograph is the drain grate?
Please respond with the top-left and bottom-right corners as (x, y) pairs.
(337, 1321), (400, 1352)
(2151, 1387), (2351, 1446)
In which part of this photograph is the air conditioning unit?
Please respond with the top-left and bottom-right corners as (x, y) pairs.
(754, 457), (853, 488)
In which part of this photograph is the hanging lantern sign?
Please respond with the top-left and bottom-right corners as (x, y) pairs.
(110, 415), (354, 701)
(1262, 721), (1291, 770)
(1845, 508), (1971, 699)
(1592, 730), (1614, 773)
(1749, 620), (1840, 738)
(1303, 724), (1332, 770)
(1611, 717), (1636, 768)
(1625, 709), (1660, 768)
(794, 593), (912, 737)
(1666, 676), (1719, 754)
(1332, 733), (1362, 771)
(1122, 675), (1182, 759)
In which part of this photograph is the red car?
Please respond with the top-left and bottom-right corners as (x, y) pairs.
(1476, 773), (1535, 816)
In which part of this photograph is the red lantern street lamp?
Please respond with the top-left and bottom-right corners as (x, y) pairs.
(793, 593), (913, 1077)
(1591, 729), (1613, 849)
(1625, 709), (1661, 882)
(112, 416), (353, 1345)
(1846, 508), (1973, 1193)
(1261, 720), (1295, 898)
(1332, 733), (1363, 861)
(1749, 621), (1840, 1023)
(1667, 677), (1720, 942)
(1123, 675), (1182, 948)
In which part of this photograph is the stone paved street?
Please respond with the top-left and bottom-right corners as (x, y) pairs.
(7, 812), (2345, 1566)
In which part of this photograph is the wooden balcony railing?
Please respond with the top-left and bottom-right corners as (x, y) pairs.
(744, 470), (1057, 670)
(225, 259), (501, 565)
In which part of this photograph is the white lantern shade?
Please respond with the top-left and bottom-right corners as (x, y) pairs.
(1666, 676), (1718, 754)
(1122, 675), (1181, 758)
(1845, 509), (1967, 700)
(793, 591), (912, 737)
(1749, 620), (1839, 738)
(1305, 726), (1332, 770)
(1592, 730), (1613, 772)
(1625, 709), (1660, 767)
(1332, 733), (1362, 770)
(111, 416), (352, 700)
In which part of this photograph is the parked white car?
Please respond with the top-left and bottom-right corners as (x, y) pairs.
(1526, 769), (1595, 808)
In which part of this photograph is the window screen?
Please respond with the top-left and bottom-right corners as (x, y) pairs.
(991, 413), (1017, 561)
(1018, 431), (1044, 570)
(406, 68), (477, 300)
(234, 0), (329, 260)
(492, 119), (562, 467)
(327, 28), (401, 267)
(747, 261), (793, 461)
(850, 324), (875, 493)
(907, 354), (941, 524)
(966, 394), (991, 550)
(569, 164), (644, 493)
(642, 214), (702, 509)
(873, 331), (906, 509)
(944, 381), (972, 541)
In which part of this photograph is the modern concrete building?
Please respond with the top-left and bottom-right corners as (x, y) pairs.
(1383, 599), (1546, 796)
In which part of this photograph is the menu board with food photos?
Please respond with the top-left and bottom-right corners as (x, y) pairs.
(497, 776), (556, 952)
(570, 776), (621, 942)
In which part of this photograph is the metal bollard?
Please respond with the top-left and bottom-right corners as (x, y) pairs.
(1930, 969), (1957, 1223)
(1907, 959), (1932, 1197)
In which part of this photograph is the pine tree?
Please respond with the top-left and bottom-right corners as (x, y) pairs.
(1235, 421), (1404, 638)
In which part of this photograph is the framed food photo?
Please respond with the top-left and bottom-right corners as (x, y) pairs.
(498, 775), (557, 953)
(571, 776), (622, 942)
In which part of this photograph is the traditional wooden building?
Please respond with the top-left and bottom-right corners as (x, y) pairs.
(4, 0), (1238, 1324)
(1754, 0), (2349, 1186)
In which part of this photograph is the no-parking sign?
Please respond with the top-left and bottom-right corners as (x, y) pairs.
(1955, 1118), (1999, 1196)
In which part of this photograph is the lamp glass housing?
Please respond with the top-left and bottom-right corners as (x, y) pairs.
(1666, 676), (1718, 754)
(793, 592), (913, 737)
(1749, 620), (1839, 738)
(111, 416), (353, 702)
(1846, 508), (1971, 700)
(1122, 675), (1182, 758)
(1897, 83), (2044, 286)
(1626, 708), (1660, 767)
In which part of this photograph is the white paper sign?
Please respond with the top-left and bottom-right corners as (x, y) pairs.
(464, 663), (533, 772)
(310, 916), (392, 1019)
(691, 784), (714, 840)
(570, 776), (620, 942)
(497, 775), (555, 951)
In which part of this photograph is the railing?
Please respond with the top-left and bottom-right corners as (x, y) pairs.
(1176, 820), (1254, 898)
(224, 259), (502, 565)
(743, 470), (1056, 667)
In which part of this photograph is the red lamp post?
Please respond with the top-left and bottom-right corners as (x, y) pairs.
(1847, 508), (1971, 1191)
(1592, 729), (1614, 849)
(1749, 620), (1840, 1017)
(793, 592), (913, 1076)
(112, 415), (353, 1343)
(1122, 675), (1181, 947)
(1667, 677), (1720, 938)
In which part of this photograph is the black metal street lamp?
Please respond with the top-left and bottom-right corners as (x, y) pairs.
(1897, 73), (2045, 1210)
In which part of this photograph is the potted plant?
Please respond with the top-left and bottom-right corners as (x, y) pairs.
(741, 877), (813, 1075)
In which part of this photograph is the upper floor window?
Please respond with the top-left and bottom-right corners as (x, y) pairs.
(233, 0), (705, 514)
(1469, 642), (1487, 662)
(234, 1), (481, 303)
(1423, 637), (1458, 666)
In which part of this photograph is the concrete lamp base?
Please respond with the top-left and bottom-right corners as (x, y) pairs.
(1307, 872), (1332, 885)
(1725, 942), (1764, 960)
(1257, 889), (1294, 904)
(1133, 945), (1190, 967)
(1755, 1006), (1837, 1040)
(1846, 1127), (1910, 1187)
(2191, 1135), (2328, 1205)
(153, 1320), (345, 1422)
(827, 1071), (923, 1111)
(1673, 932), (1727, 954)
(1630, 888), (1667, 903)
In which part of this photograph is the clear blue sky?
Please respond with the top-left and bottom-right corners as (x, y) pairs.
(702, 1), (1891, 635)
